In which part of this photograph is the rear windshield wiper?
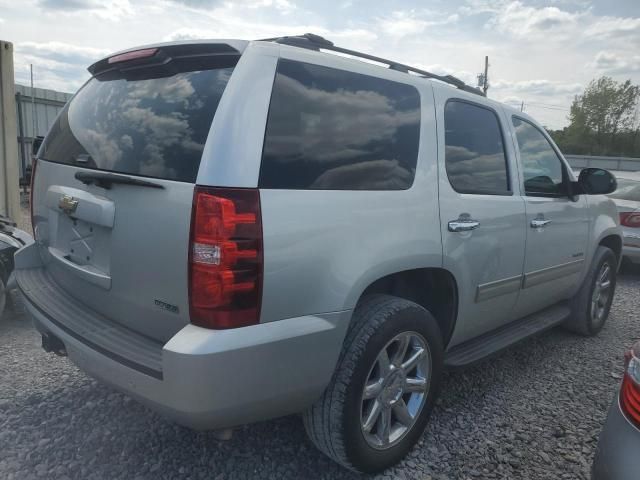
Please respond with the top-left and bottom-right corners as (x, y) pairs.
(74, 171), (164, 190)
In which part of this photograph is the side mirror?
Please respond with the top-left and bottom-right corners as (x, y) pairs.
(578, 168), (617, 195)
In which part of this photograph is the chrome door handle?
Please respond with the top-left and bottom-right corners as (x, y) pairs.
(530, 219), (551, 228)
(448, 218), (480, 232)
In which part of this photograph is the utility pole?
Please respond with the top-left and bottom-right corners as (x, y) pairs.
(483, 56), (489, 96)
(0, 41), (21, 222)
(477, 56), (490, 96)
(30, 64), (36, 141)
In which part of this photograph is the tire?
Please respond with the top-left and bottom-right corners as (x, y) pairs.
(564, 246), (617, 336)
(0, 277), (6, 319)
(303, 294), (444, 473)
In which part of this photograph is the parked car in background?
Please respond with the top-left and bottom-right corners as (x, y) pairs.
(0, 216), (33, 317)
(608, 172), (640, 267)
(15, 34), (622, 473)
(592, 340), (640, 479)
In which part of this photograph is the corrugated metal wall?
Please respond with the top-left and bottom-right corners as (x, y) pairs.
(14, 84), (72, 180)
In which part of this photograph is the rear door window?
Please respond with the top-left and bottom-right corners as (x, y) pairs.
(40, 66), (235, 183)
(444, 100), (510, 195)
(259, 59), (421, 190)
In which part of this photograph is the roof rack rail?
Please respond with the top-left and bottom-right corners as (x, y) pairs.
(260, 33), (485, 97)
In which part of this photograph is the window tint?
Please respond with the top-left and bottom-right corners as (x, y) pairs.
(40, 66), (235, 182)
(259, 60), (420, 190)
(512, 117), (566, 196)
(444, 100), (509, 194)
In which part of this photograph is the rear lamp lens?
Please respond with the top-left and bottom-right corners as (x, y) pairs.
(621, 342), (640, 427)
(108, 48), (158, 64)
(620, 212), (640, 228)
(188, 187), (262, 329)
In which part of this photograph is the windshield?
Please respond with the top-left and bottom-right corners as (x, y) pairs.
(39, 65), (235, 182)
(609, 178), (640, 202)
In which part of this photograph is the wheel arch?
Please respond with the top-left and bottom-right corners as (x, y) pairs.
(599, 234), (622, 265)
(353, 268), (459, 348)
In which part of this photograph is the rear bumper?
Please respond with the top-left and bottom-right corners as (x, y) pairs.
(623, 231), (640, 264)
(622, 245), (640, 264)
(592, 397), (640, 479)
(17, 266), (350, 430)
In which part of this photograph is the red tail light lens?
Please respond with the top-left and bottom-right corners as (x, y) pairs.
(620, 212), (640, 228)
(188, 187), (263, 329)
(620, 342), (640, 427)
(108, 48), (158, 64)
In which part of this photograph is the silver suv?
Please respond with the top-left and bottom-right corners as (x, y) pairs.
(16, 34), (622, 473)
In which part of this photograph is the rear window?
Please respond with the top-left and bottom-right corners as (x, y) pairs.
(259, 59), (421, 190)
(40, 66), (235, 183)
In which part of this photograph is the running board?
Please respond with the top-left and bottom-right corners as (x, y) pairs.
(444, 303), (570, 369)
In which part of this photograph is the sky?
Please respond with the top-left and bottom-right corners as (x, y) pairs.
(1, 0), (639, 129)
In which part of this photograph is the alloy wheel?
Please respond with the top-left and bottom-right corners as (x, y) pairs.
(360, 331), (431, 449)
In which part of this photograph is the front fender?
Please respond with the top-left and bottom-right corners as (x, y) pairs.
(587, 195), (623, 266)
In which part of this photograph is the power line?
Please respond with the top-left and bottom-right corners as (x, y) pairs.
(526, 101), (570, 109)
(504, 101), (570, 112)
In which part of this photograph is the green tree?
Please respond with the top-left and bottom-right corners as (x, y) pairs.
(551, 76), (640, 157)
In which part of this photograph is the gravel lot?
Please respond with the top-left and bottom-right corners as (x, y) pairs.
(1, 267), (638, 480)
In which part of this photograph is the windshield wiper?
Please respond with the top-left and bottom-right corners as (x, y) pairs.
(74, 171), (164, 190)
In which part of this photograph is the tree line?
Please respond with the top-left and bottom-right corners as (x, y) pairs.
(547, 76), (640, 158)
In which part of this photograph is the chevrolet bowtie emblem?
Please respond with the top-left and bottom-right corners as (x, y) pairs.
(58, 194), (79, 215)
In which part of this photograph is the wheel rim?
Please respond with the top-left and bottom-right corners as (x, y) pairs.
(591, 262), (612, 326)
(359, 331), (431, 450)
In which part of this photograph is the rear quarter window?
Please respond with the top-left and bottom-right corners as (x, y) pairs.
(259, 59), (421, 190)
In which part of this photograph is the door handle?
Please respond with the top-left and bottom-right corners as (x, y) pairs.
(530, 219), (552, 228)
(448, 218), (480, 232)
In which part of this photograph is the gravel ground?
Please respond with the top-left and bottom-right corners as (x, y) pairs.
(1, 268), (639, 480)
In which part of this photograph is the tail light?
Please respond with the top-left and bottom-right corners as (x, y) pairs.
(188, 187), (263, 329)
(620, 341), (640, 427)
(108, 48), (158, 64)
(29, 159), (37, 232)
(620, 212), (640, 228)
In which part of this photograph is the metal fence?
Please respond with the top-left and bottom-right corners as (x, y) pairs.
(15, 84), (72, 180)
(564, 154), (640, 172)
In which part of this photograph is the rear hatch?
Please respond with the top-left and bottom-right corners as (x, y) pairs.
(32, 43), (240, 342)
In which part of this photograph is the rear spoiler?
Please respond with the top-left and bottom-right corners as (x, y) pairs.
(88, 43), (242, 80)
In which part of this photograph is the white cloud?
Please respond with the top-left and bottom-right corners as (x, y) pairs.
(585, 16), (640, 41)
(485, 1), (583, 39)
(164, 25), (376, 46)
(492, 79), (583, 95)
(377, 10), (459, 38)
(164, 0), (294, 13)
(245, 0), (296, 13)
(592, 51), (640, 75)
(464, 1), (640, 45)
(1, 0), (637, 131)
(37, 0), (133, 20)
(13, 41), (108, 92)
